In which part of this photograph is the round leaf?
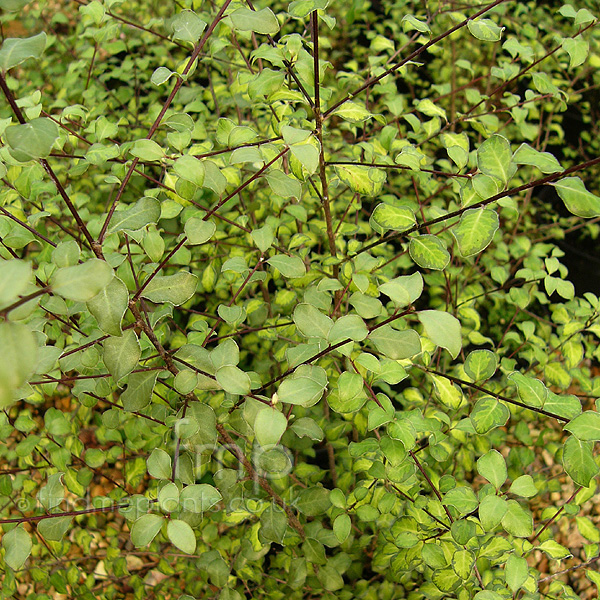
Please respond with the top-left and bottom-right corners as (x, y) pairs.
(167, 519), (196, 554)
(254, 407), (287, 448)
(477, 450), (507, 489)
(2, 525), (32, 570)
(131, 513), (164, 547)
(51, 259), (114, 302)
(409, 235), (450, 270)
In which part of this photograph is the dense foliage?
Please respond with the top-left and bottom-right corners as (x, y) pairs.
(1, 0), (600, 598)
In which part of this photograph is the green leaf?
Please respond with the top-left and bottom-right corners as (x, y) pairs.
(251, 224), (275, 252)
(452, 208), (499, 257)
(296, 486), (331, 516)
(131, 514), (164, 547)
(174, 369), (198, 394)
(293, 303), (333, 339)
(167, 519), (196, 554)
(387, 419), (416, 450)
(184, 217), (215, 245)
(501, 500), (533, 537)
(444, 487), (478, 515)
(509, 475), (537, 498)
(537, 539), (572, 560)
(380, 435), (407, 465)
(0, 322), (37, 407)
(254, 407), (287, 447)
(5, 117), (58, 162)
(317, 565), (344, 592)
(378, 272), (423, 307)
(464, 350), (498, 381)
(470, 397), (510, 434)
(477, 450), (507, 489)
(474, 592), (504, 600)
(290, 417), (324, 441)
(121, 371), (159, 412)
(565, 411), (600, 441)
(87, 276), (128, 336)
(277, 365), (327, 407)
(170, 10), (206, 42)
(2, 525), (32, 570)
(432, 568), (460, 592)
(248, 68), (286, 99)
(0, 0), (32, 11)
(477, 134), (512, 185)
(479, 494), (507, 531)
(369, 203), (416, 235)
(267, 255), (306, 278)
(430, 373), (463, 410)
(505, 554), (528, 593)
(151, 66), (176, 86)
(402, 14), (431, 33)
(508, 372), (547, 408)
(210, 338), (239, 369)
(422, 544), (448, 569)
(158, 482), (179, 513)
(409, 235), (450, 270)
(103, 330), (140, 381)
(0, 259), (32, 308)
(289, 142), (319, 174)
(452, 549), (474, 580)
(180, 484), (222, 512)
(265, 170), (302, 199)
(333, 513), (351, 543)
(38, 472), (65, 510)
(147, 448), (172, 480)
(108, 197), (161, 234)
(260, 504), (288, 544)
(562, 37), (589, 69)
(513, 143), (562, 173)
(328, 314), (368, 343)
(467, 18), (504, 42)
(552, 177), (600, 218)
(328, 371), (367, 414)
(230, 7), (280, 35)
(37, 516), (72, 542)
(217, 304), (244, 324)
(215, 365), (251, 395)
(51, 259), (113, 302)
(140, 272), (198, 305)
(562, 436), (600, 486)
(418, 310), (461, 358)
(85, 142), (119, 165)
(281, 125), (312, 145)
(349, 292), (383, 319)
(334, 164), (386, 196)
(332, 101), (378, 123)
(288, 0), (329, 17)
(130, 139), (165, 162)
(368, 326), (421, 360)
(174, 155), (205, 187)
(0, 32), (46, 71)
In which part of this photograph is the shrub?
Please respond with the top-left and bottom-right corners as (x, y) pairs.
(1, 0), (600, 598)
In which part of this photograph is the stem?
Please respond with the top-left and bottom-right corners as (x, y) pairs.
(422, 367), (569, 422)
(0, 503), (129, 525)
(0, 286), (50, 317)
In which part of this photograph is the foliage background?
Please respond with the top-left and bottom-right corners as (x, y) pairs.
(0, 0), (600, 598)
